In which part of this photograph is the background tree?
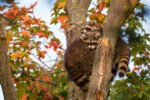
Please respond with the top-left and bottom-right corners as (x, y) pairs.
(0, 15), (17, 100)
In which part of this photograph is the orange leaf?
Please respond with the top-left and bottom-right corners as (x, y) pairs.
(38, 51), (47, 58)
(32, 18), (42, 25)
(59, 96), (64, 100)
(4, 9), (18, 19)
(36, 32), (49, 39)
(10, 52), (23, 59)
(42, 75), (52, 82)
(21, 31), (31, 37)
(21, 94), (28, 100)
(36, 82), (47, 92)
(20, 15), (30, 21)
(61, 23), (69, 29)
(57, 15), (68, 23)
(27, 86), (33, 91)
(20, 15), (32, 26)
(36, 82), (42, 87)
(22, 42), (30, 47)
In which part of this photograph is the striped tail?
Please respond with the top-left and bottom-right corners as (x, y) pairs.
(118, 55), (130, 77)
(68, 70), (90, 91)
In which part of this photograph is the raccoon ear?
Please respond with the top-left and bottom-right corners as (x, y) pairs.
(94, 22), (103, 33)
(90, 20), (97, 26)
(79, 22), (86, 31)
(79, 22), (85, 27)
(99, 24), (103, 33)
(90, 20), (103, 29)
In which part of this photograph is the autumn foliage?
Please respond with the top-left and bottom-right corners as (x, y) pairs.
(1, 2), (66, 100)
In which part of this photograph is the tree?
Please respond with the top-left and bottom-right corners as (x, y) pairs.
(63, 0), (140, 99)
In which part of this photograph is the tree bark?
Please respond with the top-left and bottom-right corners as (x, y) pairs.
(0, 15), (17, 100)
(87, 0), (139, 100)
(65, 0), (92, 44)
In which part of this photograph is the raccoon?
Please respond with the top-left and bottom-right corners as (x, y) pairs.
(64, 21), (130, 90)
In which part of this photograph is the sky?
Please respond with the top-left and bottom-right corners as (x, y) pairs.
(0, 0), (149, 99)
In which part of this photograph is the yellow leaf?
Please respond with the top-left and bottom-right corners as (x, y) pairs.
(98, 14), (105, 22)
(58, 2), (66, 9)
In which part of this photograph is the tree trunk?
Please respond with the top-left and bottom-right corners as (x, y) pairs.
(87, 0), (139, 99)
(65, 0), (139, 100)
(65, 0), (92, 100)
(0, 15), (17, 100)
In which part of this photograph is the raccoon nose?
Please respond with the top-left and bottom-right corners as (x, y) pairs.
(90, 47), (96, 50)
(88, 44), (96, 50)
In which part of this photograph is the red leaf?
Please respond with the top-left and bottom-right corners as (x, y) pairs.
(49, 41), (60, 51)
(98, 2), (106, 11)
(132, 67), (141, 71)
(45, 45), (49, 49)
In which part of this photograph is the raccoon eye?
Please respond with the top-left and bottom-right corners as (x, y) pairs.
(80, 34), (87, 40)
(81, 30), (86, 34)
(94, 34), (100, 39)
(85, 27), (92, 31)
(81, 31), (84, 34)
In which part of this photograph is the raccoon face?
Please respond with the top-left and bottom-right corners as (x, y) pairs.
(80, 21), (103, 50)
